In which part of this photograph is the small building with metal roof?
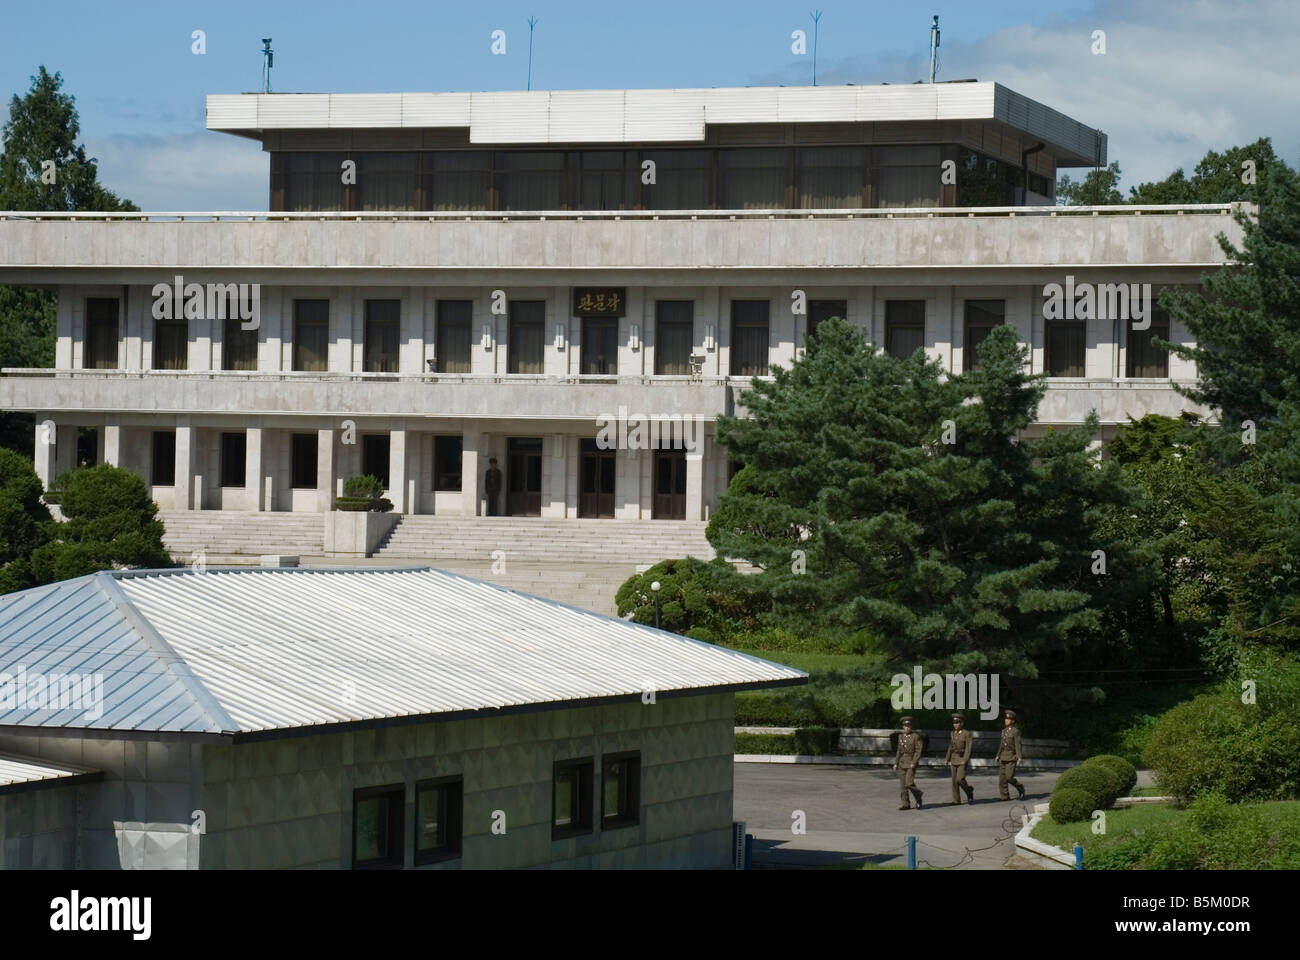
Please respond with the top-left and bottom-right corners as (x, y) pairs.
(0, 566), (804, 869)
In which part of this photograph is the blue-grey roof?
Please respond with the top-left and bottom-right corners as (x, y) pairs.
(0, 567), (805, 738)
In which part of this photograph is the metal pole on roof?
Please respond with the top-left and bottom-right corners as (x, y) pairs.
(527, 17), (538, 91)
(810, 11), (822, 86)
(261, 38), (274, 93)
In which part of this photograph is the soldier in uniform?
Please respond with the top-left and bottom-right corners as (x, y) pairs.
(997, 709), (1026, 801)
(485, 458), (503, 516)
(894, 716), (924, 810)
(946, 712), (975, 804)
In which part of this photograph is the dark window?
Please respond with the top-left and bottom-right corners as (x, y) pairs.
(433, 435), (463, 491)
(220, 432), (246, 488)
(885, 300), (926, 359)
(85, 298), (119, 369)
(362, 435), (391, 489)
(75, 427), (97, 468)
(720, 148), (787, 209)
(223, 314), (258, 371)
(956, 149), (1017, 207)
(498, 152), (565, 210)
(808, 300), (847, 343)
(577, 151), (635, 210)
(797, 147), (865, 209)
(730, 300), (770, 376)
(358, 152), (418, 211)
(553, 758), (595, 839)
(436, 300), (472, 373)
(364, 299), (400, 373)
(1127, 306), (1170, 378)
(508, 300), (546, 374)
(293, 300), (330, 372)
(151, 431), (176, 486)
(655, 301), (694, 375)
(642, 150), (712, 210)
(425, 152), (491, 211)
(291, 433), (318, 489)
(582, 318), (618, 375)
(352, 785), (404, 869)
(601, 753), (641, 829)
(154, 318), (188, 370)
(285, 152), (346, 211)
(963, 300), (1006, 372)
(1046, 320), (1087, 377)
(874, 145), (942, 208)
(415, 777), (463, 864)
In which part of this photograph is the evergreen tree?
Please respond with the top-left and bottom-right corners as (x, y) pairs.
(0, 447), (52, 593)
(1056, 162), (1124, 205)
(1129, 138), (1282, 205)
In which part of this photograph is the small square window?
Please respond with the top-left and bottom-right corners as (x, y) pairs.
(353, 785), (404, 869)
(601, 752), (641, 829)
(552, 758), (594, 839)
(415, 777), (463, 864)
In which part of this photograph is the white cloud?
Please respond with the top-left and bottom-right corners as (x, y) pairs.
(84, 133), (267, 210)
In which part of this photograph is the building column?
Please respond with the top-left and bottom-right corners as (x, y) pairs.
(317, 428), (335, 512)
(685, 449), (704, 521)
(33, 415), (56, 491)
(461, 430), (482, 517)
(543, 433), (567, 518)
(617, 447), (641, 520)
(245, 425), (264, 511)
(103, 418), (122, 467)
(389, 428), (408, 513)
(175, 420), (196, 510)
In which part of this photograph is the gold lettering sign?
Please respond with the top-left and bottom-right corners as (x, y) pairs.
(573, 287), (626, 317)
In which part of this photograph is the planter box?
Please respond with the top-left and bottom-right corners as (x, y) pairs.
(324, 510), (399, 558)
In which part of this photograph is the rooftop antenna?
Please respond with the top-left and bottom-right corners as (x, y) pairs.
(261, 38), (274, 93)
(928, 16), (940, 83)
(526, 16), (538, 91)
(810, 10), (822, 86)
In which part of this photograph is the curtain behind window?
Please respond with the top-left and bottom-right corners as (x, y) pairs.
(509, 301), (545, 373)
(427, 152), (491, 210)
(731, 301), (770, 376)
(294, 300), (330, 372)
(437, 300), (472, 373)
(358, 153), (418, 211)
(154, 320), (187, 370)
(656, 301), (694, 375)
(721, 148), (786, 209)
(797, 147), (864, 209)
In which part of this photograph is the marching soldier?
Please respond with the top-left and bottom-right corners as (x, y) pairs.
(997, 709), (1026, 801)
(946, 712), (975, 804)
(894, 716), (924, 810)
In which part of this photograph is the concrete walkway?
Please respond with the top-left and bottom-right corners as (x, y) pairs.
(734, 761), (1066, 869)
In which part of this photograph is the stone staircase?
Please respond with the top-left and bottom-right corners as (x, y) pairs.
(160, 510), (325, 563)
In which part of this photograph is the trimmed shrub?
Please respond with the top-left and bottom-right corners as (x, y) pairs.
(1055, 764), (1122, 809)
(343, 474), (384, 500)
(1049, 787), (1096, 824)
(1085, 754), (1138, 796)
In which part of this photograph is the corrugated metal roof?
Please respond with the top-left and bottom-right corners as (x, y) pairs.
(0, 568), (805, 738)
(0, 751), (101, 791)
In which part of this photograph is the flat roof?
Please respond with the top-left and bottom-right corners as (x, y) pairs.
(206, 82), (1106, 166)
(0, 567), (806, 740)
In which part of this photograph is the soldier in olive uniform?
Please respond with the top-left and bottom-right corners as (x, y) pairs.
(997, 709), (1026, 801)
(894, 716), (924, 810)
(946, 712), (975, 804)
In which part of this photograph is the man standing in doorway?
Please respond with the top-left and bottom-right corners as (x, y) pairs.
(485, 457), (503, 516)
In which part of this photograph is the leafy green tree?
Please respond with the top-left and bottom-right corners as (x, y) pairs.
(1129, 138), (1282, 205)
(1056, 162), (1124, 205)
(0, 447), (52, 593)
(28, 464), (170, 583)
(708, 318), (1132, 676)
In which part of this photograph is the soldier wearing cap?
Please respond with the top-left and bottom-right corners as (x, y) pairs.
(997, 709), (1026, 801)
(894, 716), (924, 810)
(946, 712), (974, 804)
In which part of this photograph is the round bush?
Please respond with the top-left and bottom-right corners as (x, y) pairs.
(1085, 754), (1138, 796)
(1049, 787), (1095, 824)
(1055, 764), (1122, 809)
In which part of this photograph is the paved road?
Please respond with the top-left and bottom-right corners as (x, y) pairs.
(734, 762), (1065, 869)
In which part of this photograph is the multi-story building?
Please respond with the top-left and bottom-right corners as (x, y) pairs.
(0, 82), (1237, 556)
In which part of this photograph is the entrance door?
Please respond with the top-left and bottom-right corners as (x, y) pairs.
(507, 437), (543, 516)
(579, 439), (616, 518)
(653, 449), (687, 519)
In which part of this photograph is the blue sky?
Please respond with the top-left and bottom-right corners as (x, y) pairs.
(1, 0), (1295, 208)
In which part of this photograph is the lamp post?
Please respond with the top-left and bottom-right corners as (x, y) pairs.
(650, 580), (661, 629)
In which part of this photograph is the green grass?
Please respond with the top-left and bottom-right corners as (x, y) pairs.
(1131, 786), (1164, 797)
(1032, 803), (1185, 853)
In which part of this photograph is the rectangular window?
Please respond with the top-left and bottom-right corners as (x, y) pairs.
(508, 300), (546, 374)
(352, 785), (404, 869)
(153, 318), (188, 370)
(730, 300), (770, 376)
(415, 777), (463, 864)
(285, 152), (346, 211)
(582, 318), (618, 375)
(84, 298), (119, 369)
(436, 300), (472, 373)
(293, 299), (330, 372)
(291, 433), (319, 489)
(553, 758), (595, 839)
(578, 151), (634, 210)
(963, 300), (1006, 372)
(220, 432), (246, 488)
(151, 431), (176, 486)
(1046, 320), (1087, 377)
(425, 152), (491, 211)
(807, 299), (847, 343)
(357, 152), (418, 211)
(497, 151), (565, 210)
(874, 145), (942, 208)
(655, 301), (694, 375)
(797, 147), (865, 209)
(433, 435), (463, 491)
(362, 435), (391, 489)
(642, 150), (711, 210)
(76, 427), (98, 468)
(223, 314), (258, 371)
(1127, 307), (1170, 378)
(364, 299), (401, 373)
(720, 148), (788, 209)
(601, 753), (641, 829)
(885, 300), (926, 359)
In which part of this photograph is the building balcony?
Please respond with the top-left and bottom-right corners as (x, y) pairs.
(0, 205), (1244, 286)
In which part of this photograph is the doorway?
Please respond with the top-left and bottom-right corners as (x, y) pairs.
(653, 448), (686, 520)
(507, 437), (543, 516)
(579, 439), (616, 518)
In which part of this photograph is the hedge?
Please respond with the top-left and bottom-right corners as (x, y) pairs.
(1049, 787), (1096, 824)
(1085, 754), (1138, 796)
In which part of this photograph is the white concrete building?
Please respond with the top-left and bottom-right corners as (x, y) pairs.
(0, 81), (1237, 541)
